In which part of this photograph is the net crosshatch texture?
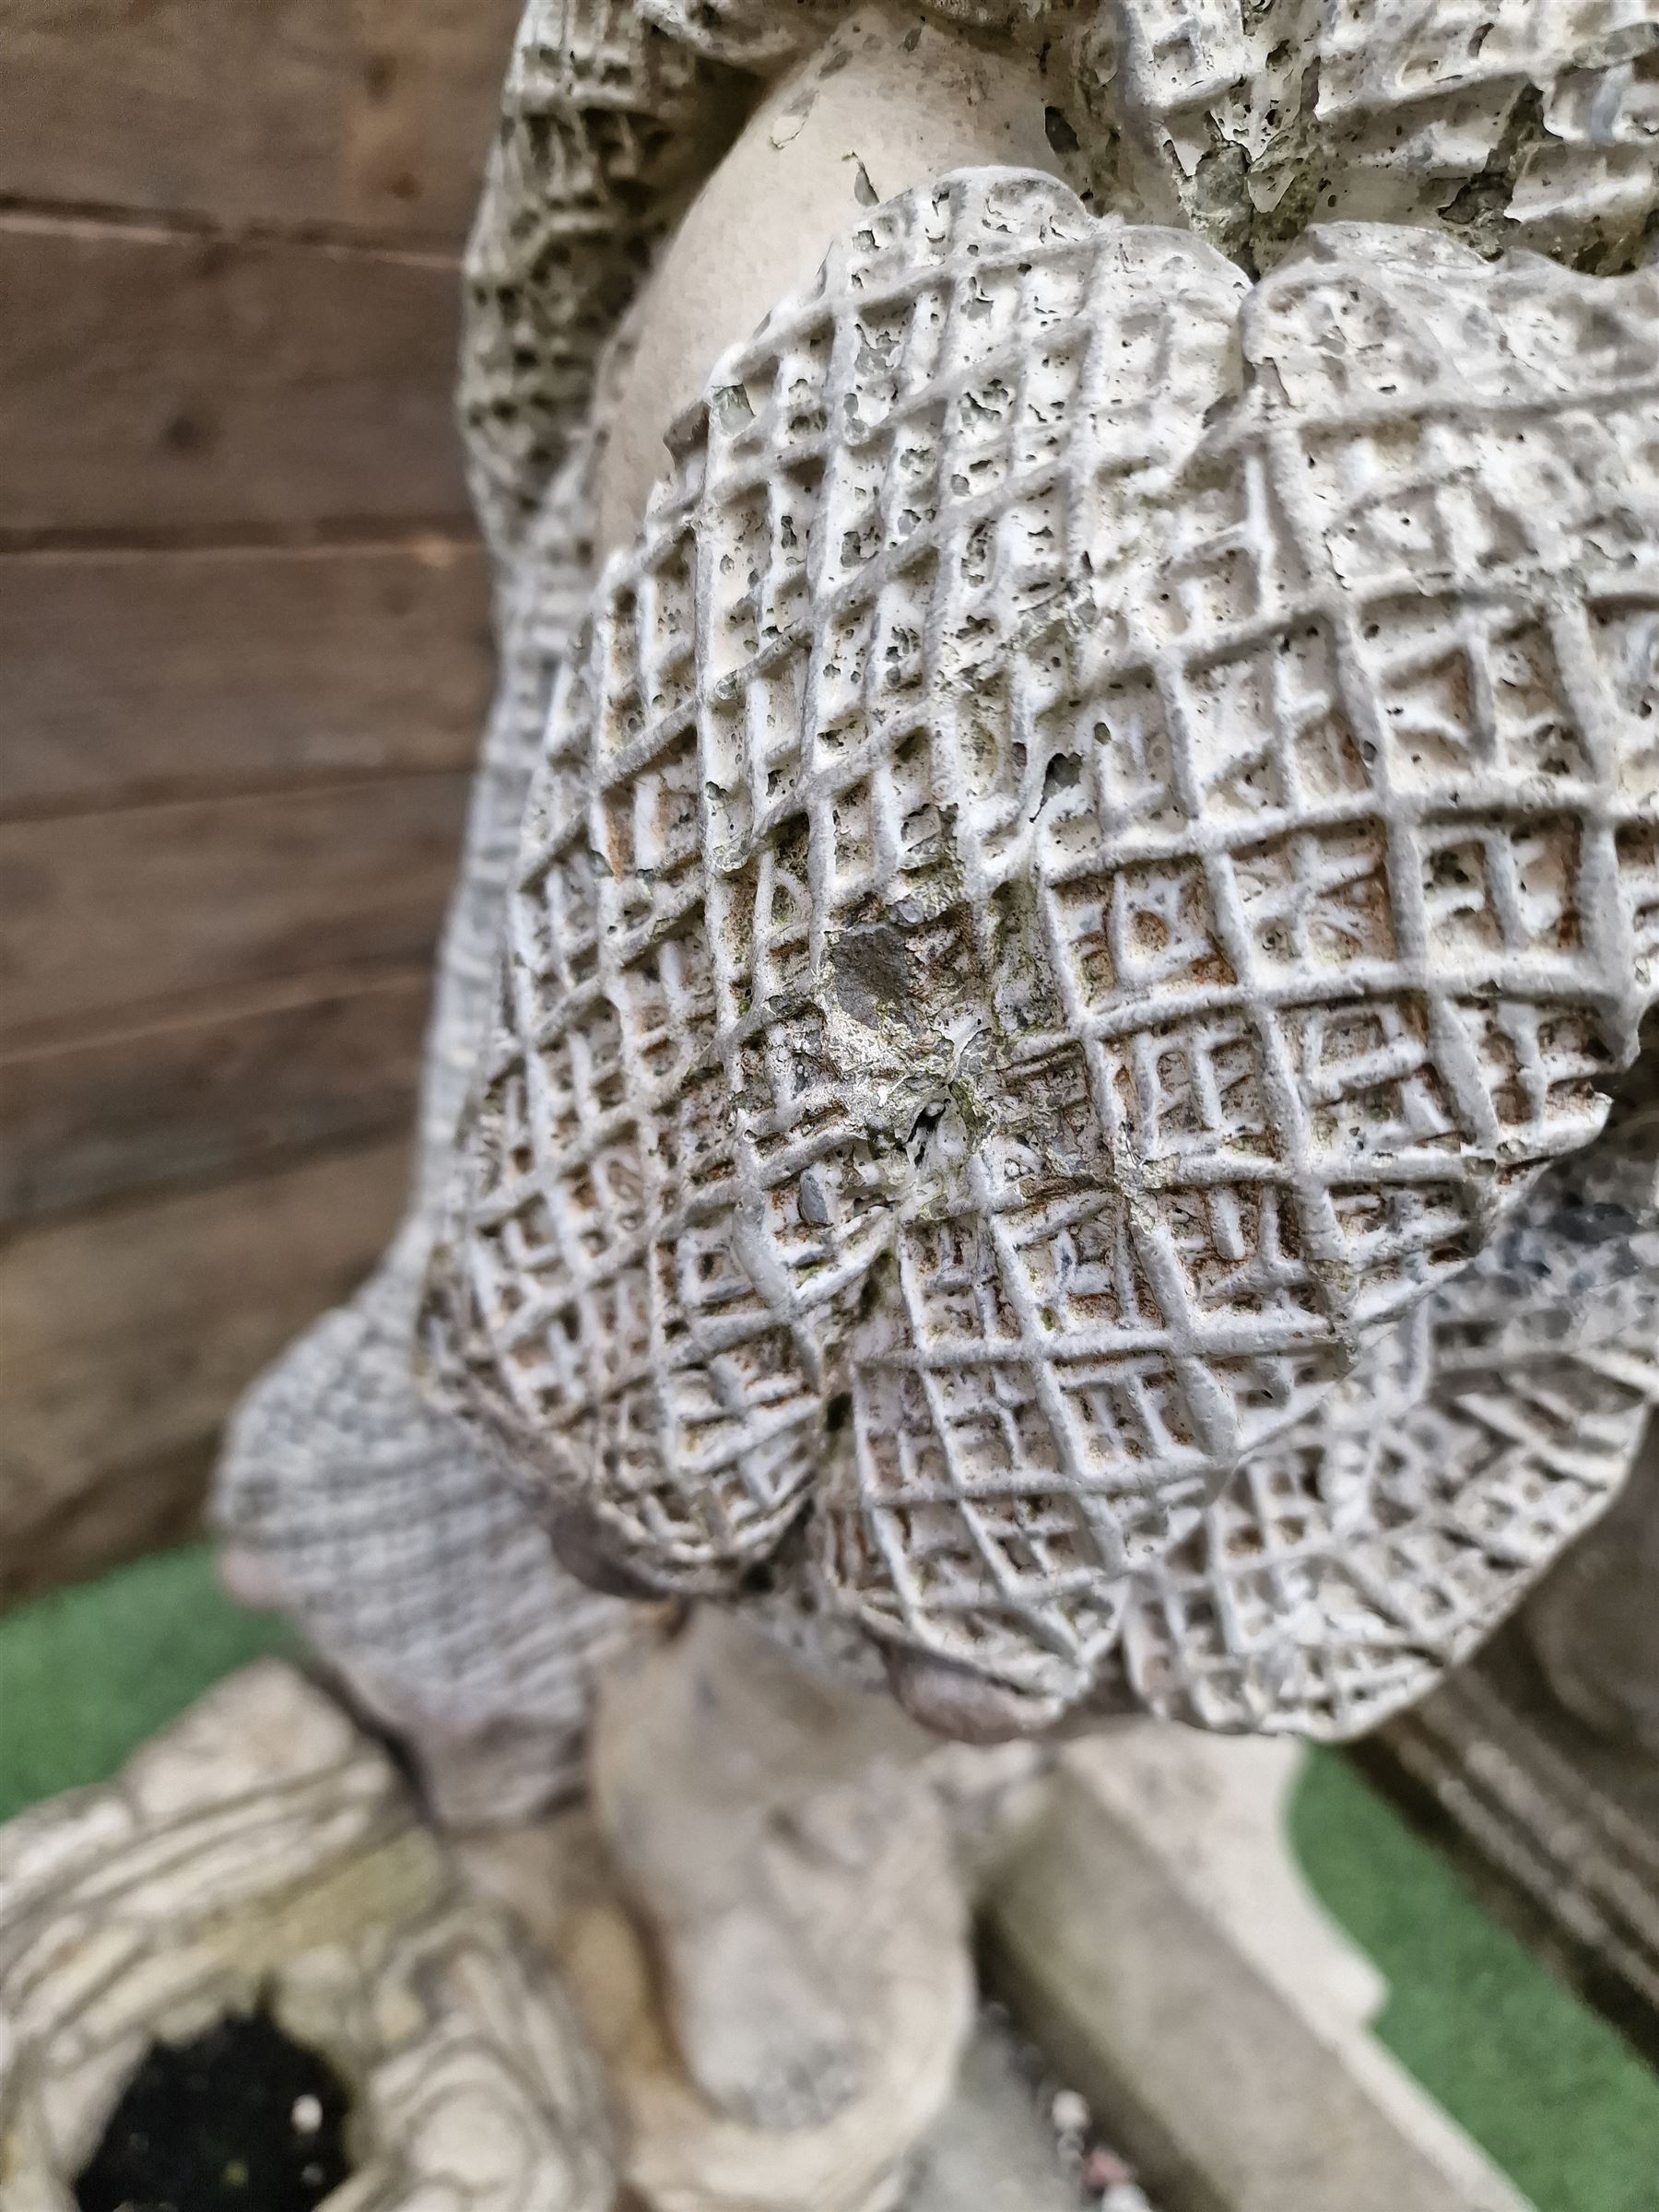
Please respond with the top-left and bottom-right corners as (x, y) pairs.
(1116, 1101), (1659, 1736)
(219, 0), (1659, 1776)
(1065, 0), (1659, 275)
(423, 168), (1659, 1720)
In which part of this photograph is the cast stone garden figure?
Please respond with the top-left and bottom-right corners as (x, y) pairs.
(214, 1), (1659, 2201)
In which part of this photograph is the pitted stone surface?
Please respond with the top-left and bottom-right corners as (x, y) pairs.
(1057, 0), (1659, 276)
(219, 0), (1659, 1772)
(571, 2), (1659, 283)
(1112, 1102), (1659, 1737)
(218, 1233), (640, 1824)
(423, 171), (1659, 1720)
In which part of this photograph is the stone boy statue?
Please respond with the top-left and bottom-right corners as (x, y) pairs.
(217, 1), (1659, 2198)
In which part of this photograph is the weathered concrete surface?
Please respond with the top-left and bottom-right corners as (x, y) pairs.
(462, 1770), (971, 2212)
(983, 1728), (1526, 2212)
(0, 1663), (614, 2212)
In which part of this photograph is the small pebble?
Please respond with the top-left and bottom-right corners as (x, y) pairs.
(974, 1997), (1162, 2210)
(1051, 2088), (1089, 2136)
(1083, 2146), (1135, 2187)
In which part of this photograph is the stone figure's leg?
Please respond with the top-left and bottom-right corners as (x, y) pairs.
(592, 1609), (968, 2133)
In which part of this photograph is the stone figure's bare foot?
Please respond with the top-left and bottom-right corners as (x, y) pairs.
(662, 1907), (866, 2130)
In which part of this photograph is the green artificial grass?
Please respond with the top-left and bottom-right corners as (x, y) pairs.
(1290, 1746), (1659, 2212)
(0, 1544), (297, 1825)
(6, 1546), (1659, 2210)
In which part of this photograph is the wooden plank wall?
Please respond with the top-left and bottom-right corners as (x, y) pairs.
(1, 0), (522, 1606)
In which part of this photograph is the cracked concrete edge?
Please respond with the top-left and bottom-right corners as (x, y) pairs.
(982, 1732), (1528, 2212)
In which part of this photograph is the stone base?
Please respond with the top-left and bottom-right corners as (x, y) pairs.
(3, 1665), (1556, 2212)
(983, 1724), (1526, 2212)
(0, 1654), (979, 2212)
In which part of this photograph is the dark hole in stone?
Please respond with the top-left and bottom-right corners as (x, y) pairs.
(1043, 104), (1079, 155)
(75, 2006), (353, 2212)
(829, 921), (913, 1030)
(1037, 750), (1082, 814)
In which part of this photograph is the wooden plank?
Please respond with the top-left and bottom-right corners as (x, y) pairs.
(0, 540), (491, 816)
(0, 1433), (218, 1614)
(2, 0), (521, 242)
(0, 966), (433, 1225)
(0, 1138), (411, 1607)
(0, 219), (472, 535)
(0, 773), (470, 1043)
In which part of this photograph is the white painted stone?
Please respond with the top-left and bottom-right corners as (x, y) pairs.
(588, 1610), (971, 2143)
(203, 10), (1659, 2200)
(1107, 1097), (1659, 1735)
(461, 1757), (973, 2212)
(220, 0), (1659, 1791)
(1071, 1724), (1386, 2041)
(594, 6), (1060, 560)
(1065, 1721), (1530, 2209)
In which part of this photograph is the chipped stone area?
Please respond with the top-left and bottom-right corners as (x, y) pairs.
(498, 3), (1659, 284)
(917, 0), (1659, 278)
(0, 1664), (614, 2212)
